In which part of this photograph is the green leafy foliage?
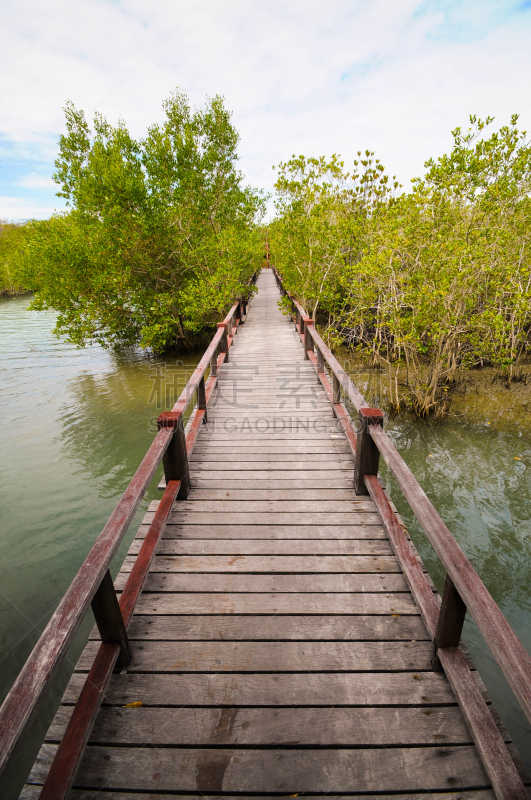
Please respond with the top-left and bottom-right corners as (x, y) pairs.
(0, 222), (30, 295)
(270, 117), (531, 416)
(20, 91), (265, 350)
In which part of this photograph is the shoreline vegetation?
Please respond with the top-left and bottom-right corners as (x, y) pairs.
(269, 116), (531, 418)
(339, 347), (531, 434)
(2, 95), (530, 418)
(0, 221), (32, 296)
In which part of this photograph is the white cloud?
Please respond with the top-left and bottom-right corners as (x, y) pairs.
(1, 0), (530, 220)
(0, 199), (63, 222)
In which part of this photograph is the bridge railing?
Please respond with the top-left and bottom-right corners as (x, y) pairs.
(0, 274), (257, 798)
(272, 266), (531, 800)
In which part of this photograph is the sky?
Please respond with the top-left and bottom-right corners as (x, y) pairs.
(1, 0), (531, 221)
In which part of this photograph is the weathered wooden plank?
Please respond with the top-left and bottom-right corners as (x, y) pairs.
(129, 589), (416, 614)
(213, 382), (325, 387)
(62, 669), (476, 707)
(210, 391), (332, 397)
(113, 572), (408, 593)
(187, 477), (356, 488)
(187, 488), (358, 498)
(194, 433), (348, 441)
(213, 386), (326, 391)
(206, 415), (338, 424)
(127, 538), (392, 556)
(123, 554), (400, 573)
(44, 744), (490, 792)
(138, 522), (387, 539)
(190, 452), (352, 463)
(20, 788), (499, 800)
(209, 405), (336, 413)
(215, 362), (316, 367)
(189, 470), (355, 481)
(96, 612), (426, 641)
(76, 640), (432, 672)
(191, 461), (346, 471)
(192, 445), (352, 454)
(162, 513), (383, 525)
(121, 554), (401, 577)
(168, 499), (373, 512)
(47, 705), (473, 746)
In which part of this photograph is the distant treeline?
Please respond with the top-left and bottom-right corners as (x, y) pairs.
(269, 116), (531, 416)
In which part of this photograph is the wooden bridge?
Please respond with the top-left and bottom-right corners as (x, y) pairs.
(2, 267), (531, 798)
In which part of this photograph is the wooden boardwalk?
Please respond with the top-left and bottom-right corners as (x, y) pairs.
(21, 269), (528, 796)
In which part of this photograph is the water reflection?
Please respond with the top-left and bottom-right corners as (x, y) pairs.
(59, 354), (198, 497)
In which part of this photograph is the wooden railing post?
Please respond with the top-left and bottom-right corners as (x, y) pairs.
(210, 347), (218, 378)
(157, 411), (191, 498)
(354, 408), (384, 495)
(91, 569), (132, 668)
(304, 318), (314, 360)
(217, 322), (230, 363)
(332, 373), (341, 405)
(432, 574), (467, 670)
(197, 374), (207, 424)
(316, 345), (324, 384)
(316, 346), (324, 375)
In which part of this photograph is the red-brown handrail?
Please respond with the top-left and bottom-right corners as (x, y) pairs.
(272, 264), (531, 800)
(0, 273), (257, 792)
(370, 423), (531, 723)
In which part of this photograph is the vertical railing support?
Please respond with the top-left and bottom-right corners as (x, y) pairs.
(91, 569), (132, 668)
(332, 373), (341, 405)
(316, 346), (324, 384)
(157, 411), (191, 498)
(217, 322), (230, 363)
(210, 347), (218, 378)
(304, 318), (314, 360)
(354, 408), (384, 495)
(316, 346), (324, 374)
(432, 574), (467, 670)
(197, 374), (207, 424)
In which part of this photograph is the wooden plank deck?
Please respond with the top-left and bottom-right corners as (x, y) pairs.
(23, 269), (525, 797)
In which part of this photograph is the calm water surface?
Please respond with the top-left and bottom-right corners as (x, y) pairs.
(1, 295), (530, 796)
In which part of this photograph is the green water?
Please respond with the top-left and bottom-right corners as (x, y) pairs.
(0, 296), (530, 796)
(0, 295), (201, 797)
